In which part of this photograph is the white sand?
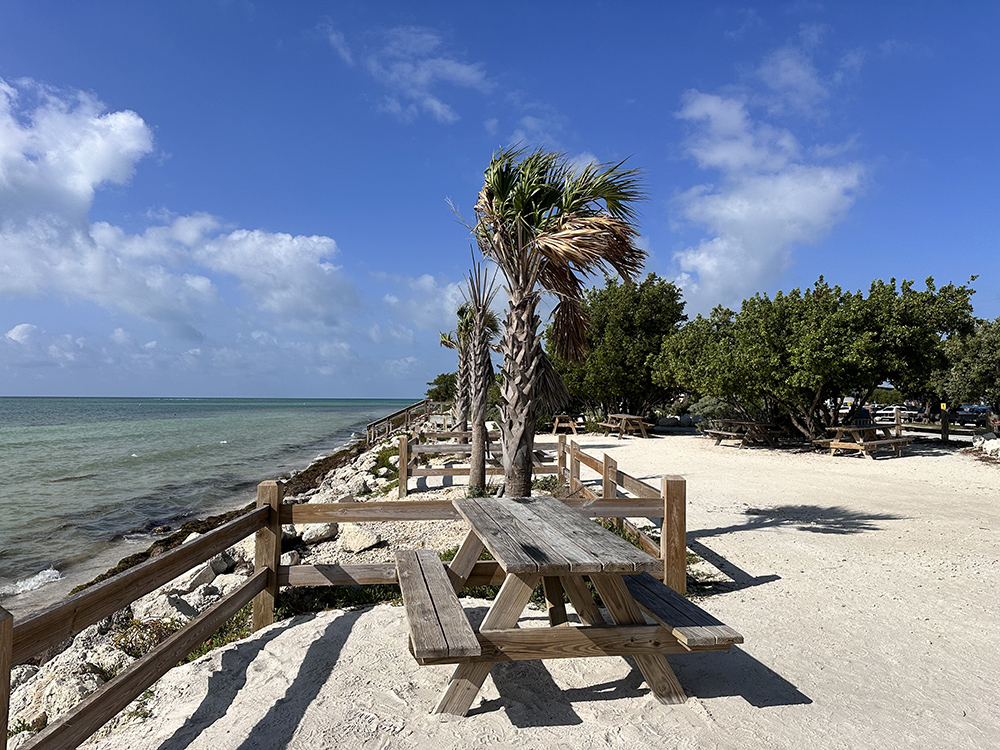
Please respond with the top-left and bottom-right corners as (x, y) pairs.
(85, 433), (999, 750)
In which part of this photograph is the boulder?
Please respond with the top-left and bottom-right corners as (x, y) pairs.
(345, 473), (372, 496)
(182, 583), (223, 613)
(162, 562), (216, 596)
(209, 550), (235, 576)
(132, 592), (198, 622)
(280, 550), (301, 566)
(10, 665), (39, 692)
(301, 522), (339, 544)
(213, 572), (250, 597)
(281, 524), (299, 541)
(338, 523), (382, 553)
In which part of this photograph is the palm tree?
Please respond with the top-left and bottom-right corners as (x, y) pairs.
(439, 308), (471, 436)
(463, 260), (501, 491)
(474, 147), (646, 497)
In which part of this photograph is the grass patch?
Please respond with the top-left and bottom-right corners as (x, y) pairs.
(181, 603), (254, 663)
(372, 444), (399, 480)
(7, 719), (32, 739)
(125, 689), (156, 721)
(112, 618), (183, 659)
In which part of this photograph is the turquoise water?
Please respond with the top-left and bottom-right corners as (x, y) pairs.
(0, 397), (410, 613)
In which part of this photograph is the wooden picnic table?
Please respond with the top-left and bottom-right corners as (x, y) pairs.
(396, 495), (742, 716)
(819, 424), (912, 459)
(551, 414), (579, 434)
(600, 413), (649, 438)
(706, 419), (783, 449)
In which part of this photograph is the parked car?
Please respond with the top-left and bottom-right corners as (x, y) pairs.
(874, 405), (919, 423)
(954, 405), (992, 426)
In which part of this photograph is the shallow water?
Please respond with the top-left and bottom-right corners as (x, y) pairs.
(0, 397), (410, 614)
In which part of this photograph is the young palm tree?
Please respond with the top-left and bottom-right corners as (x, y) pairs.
(439, 308), (472, 436)
(474, 147), (646, 497)
(463, 261), (501, 491)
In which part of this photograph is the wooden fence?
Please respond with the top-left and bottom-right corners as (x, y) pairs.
(366, 399), (452, 444)
(396, 431), (559, 498)
(557, 435), (687, 595)
(3, 446), (686, 748)
(0, 503), (272, 750)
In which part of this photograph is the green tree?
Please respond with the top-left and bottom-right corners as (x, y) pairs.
(944, 318), (1000, 412)
(463, 261), (502, 491)
(474, 147), (646, 496)
(425, 372), (457, 402)
(652, 276), (976, 438)
(549, 273), (686, 416)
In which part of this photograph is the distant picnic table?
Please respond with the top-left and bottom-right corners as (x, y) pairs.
(816, 423), (912, 459)
(599, 413), (649, 438)
(551, 414), (580, 435)
(706, 419), (783, 449)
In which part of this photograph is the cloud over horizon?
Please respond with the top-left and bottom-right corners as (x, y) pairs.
(671, 38), (865, 312)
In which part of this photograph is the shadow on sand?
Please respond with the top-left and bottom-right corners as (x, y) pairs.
(155, 609), (365, 750)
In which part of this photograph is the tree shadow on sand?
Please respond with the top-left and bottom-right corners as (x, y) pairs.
(154, 609), (364, 750)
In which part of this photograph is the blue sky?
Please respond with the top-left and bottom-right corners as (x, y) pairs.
(1, 2), (997, 398)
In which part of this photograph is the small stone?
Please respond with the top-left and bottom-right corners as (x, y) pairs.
(281, 524), (299, 540)
(9, 664), (39, 692)
(150, 525), (171, 534)
(280, 550), (301, 566)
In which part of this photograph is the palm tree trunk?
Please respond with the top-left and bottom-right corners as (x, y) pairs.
(468, 334), (493, 491)
(455, 346), (470, 439)
(499, 293), (543, 497)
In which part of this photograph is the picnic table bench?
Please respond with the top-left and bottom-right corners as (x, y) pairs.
(818, 424), (912, 459)
(706, 420), (784, 449)
(551, 414), (580, 434)
(396, 495), (743, 716)
(600, 413), (649, 438)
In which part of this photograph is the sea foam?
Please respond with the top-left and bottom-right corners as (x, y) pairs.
(0, 567), (62, 597)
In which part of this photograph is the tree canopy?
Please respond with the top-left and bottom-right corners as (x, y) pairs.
(651, 276), (977, 437)
(943, 317), (1000, 412)
(549, 273), (686, 416)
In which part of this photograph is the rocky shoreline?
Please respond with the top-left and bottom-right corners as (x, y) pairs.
(7, 429), (467, 748)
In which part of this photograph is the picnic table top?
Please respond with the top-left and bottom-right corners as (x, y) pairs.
(827, 424), (893, 435)
(607, 413), (645, 420)
(714, 419), (779, 428)
(451, 495), (660, 576)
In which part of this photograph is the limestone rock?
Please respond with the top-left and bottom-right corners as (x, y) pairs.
(301, 522), (339, 544)
(162, 562), (216, 596)
(10, 665), (38, 692)
(345, 473), (372, 496)
(132, 592), (197, 622)
(281, 524), (299, 541)
(338, 523), (382, 553)
(182, 583), (222, 613)
(213, 572), (249, 597)
(280, 550), (301, 566)
(209, 550), (235, 576)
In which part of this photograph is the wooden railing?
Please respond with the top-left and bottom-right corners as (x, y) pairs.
(396, 432), (559, 498)
(1, 498), (272, 750)
(557, 435), (686, 594)
(3, 449), (686, 748)
(366, 399), (453, 444)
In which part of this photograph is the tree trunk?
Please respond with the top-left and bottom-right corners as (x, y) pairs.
(468, 326), (494, 491)
(455, 345), (470, 439)
(499, 292), (543, 498)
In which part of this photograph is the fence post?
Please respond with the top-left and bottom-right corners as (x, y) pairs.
(661, 476), (686, 594)
(894, 407), (902, 438)
(1, 605), (11, 750)
(252, 480), (283, 632)
(398, 434), (409, 498)
(569, 440), (581, 492)
(557, 434), (566, 479)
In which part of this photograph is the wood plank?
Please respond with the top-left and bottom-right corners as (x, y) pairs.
(542, 577), (567, 626)
(414, 624), (719, 664)
(252, 480), (282, 632)
(433, 573), (539, 716)
(525, 498), (661, 574)
(560, 575), (605, 626)
(447, 530), (486, 593)
(396, 550), (479, 660)
(396, 551), (447, 659)
(409, 466), (559, 477)
(280, 563), (398, 586)
(22, 571), (267, 750)
(1, 606), (11, 750)
(590, 574), (687, 704)
(286, 500), (461, 524)
(499, 499), (605, 574)
(618, 470), (661, 499)
(452, 499), (543, 574)
(623, 572), (743, 648)
(12, 506), (269, 666)
(662, 475), (687, 595)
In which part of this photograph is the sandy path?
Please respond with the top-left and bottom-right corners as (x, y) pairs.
(85, 433), (999, 750)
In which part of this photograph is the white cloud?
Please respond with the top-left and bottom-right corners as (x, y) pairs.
(320, 21), (354, 66)
(5, 323), (37, 344)
(364, 26), (492, 123)
(384, 355), (418, 378)
(672, 89), (864, 311)
(0, 79), (358, 339)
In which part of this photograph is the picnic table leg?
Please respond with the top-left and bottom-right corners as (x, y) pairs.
(447, 530), (486, 593)
(542, 577), (567, 626)
(433, 573), (540, 716)
(560, 575), (605, 626)
(590, 574), (687, 704)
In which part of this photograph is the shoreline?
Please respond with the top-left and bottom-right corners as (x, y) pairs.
(2, 432), (373, 620)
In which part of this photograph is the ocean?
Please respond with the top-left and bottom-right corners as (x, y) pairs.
(0, 396), (411, 617)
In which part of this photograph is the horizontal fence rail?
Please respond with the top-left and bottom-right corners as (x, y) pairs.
(366, 399), (453, 444)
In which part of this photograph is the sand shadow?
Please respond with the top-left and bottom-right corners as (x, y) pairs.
(670, 647), (812, 707)
(154, 609), (364, 750)
(695, 504), (904, 540)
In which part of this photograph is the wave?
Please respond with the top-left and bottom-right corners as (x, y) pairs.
(0, 567), (62, 597)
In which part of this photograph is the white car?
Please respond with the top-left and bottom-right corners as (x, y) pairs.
(874, 405), (919, 422)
